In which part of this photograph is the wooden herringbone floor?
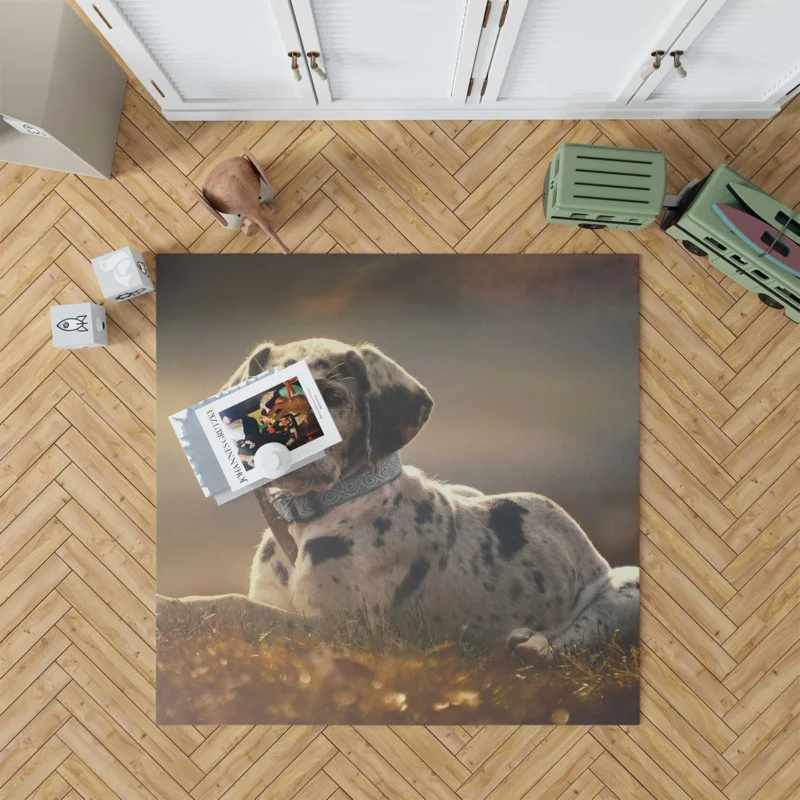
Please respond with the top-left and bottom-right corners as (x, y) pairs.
(2, 70), (800, 799)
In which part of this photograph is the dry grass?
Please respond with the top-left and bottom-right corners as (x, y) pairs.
(157, 599), (638, 725)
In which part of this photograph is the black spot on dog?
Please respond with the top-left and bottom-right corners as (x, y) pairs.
(373, 517), (391, 548)
(435, 513), (442, 526)
(393, 492), (404, 507)
(433, 613), (442, 623)
(314, 358), (330, 370)
(521, 559), (533, 568)
(470, 554), (480, 577)
(273, 562), (289, 586)
(260, 539), (276, 562)
(490, 613), (500, 625)
(304, 535), (353, 566)
(621, 578), (640, 590)
(524, 615), (538, 627)
(533, 571), (546, 593)
(483, 582), (495, 593)
(480, 538), (494, 568)
(475, 614), (483, 622)
(332, 575), (340, 584)
(415, 499), (434, 525)
(447, 517), (457, 547)
(415, 526), (425, 537)
(392, 558), (430, 606)
(488, 500), (529, 559)
(510, 579), (523, 602)
(438, 553), (449, 572)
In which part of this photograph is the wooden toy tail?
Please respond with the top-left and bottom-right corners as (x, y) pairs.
(255, 213), (290, 254)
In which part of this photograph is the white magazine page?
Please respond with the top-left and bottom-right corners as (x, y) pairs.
(195, 360), (341, 492)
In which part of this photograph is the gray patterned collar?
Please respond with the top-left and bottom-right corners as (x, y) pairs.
(269, 452), (403, 523)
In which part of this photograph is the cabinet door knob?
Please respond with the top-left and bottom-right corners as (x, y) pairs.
(288, 52), (302, 81)
(307, 52), (328, 81)
(640, 50), (665, 81)
(670, 50), (687, 79)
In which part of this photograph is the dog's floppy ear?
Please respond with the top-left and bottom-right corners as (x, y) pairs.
(349, 344), (433, 461)
(222, 341), (274, 391)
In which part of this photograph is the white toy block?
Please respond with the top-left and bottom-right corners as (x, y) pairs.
(91, 246), (154, 302)
(51, 303), (107, 349)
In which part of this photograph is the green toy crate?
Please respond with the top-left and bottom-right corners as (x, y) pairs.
(544, 143), (667, 231)
(661, 165), (800, 323)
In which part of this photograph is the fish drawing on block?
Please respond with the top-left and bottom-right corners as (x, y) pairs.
(712, 204), (800, 277)
(56, 315), (89, 332)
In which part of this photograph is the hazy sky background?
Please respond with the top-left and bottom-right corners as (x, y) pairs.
(157, 254), (639, 597)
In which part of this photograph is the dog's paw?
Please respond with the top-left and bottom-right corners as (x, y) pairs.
(506, 628), (554, 661)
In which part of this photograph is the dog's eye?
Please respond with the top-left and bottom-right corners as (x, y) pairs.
(321, 387), (345, 408)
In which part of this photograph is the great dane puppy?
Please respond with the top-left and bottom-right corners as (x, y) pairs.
(160, 338), (639, 658)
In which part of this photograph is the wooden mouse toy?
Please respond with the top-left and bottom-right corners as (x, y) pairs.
(197, 148), (289, 254)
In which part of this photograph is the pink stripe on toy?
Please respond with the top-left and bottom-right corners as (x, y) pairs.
(713, 204), (800, 276)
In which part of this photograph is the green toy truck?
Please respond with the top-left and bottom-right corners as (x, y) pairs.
(544, 142), (800, 322)
(543, 143), (667, 231)
(660, 165), (800, 322)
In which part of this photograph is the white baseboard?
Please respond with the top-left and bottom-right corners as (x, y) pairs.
(162, 103), (779, 122)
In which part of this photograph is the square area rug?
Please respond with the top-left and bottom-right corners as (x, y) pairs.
(156, 254), (640, 725)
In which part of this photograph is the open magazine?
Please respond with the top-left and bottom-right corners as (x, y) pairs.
(169, 360), (341, 504)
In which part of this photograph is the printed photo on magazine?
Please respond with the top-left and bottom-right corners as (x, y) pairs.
(195, 360), (341, 492)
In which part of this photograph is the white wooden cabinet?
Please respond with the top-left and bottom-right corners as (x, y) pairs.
(479, 0), (706, 108)
(76, 0), (800, 120)
(290, 0), (486, 108)
(80, 0), (316, 112)
(631, 0), (800, 110)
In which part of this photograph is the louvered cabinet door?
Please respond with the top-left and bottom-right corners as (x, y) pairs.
(479, 0), (705, 111)
(76, 0), (316, 114)
(632, 0), (800, 109)
(289, 0), (487, 108)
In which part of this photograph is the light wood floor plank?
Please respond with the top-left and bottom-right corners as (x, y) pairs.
(121, 85), (202, 176)
(639, 680), (736, 790)
(0, 664), (70, 760)
(0, 162), (36, 206)
(0, 193), (69, 279)
(365, 120), (469, 210)
(325, 127), (463, 249)
(400, 121), (470, 175)
(0, 228), (69, 317)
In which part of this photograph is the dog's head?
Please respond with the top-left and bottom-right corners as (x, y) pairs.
(224, 338), (433, 494)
